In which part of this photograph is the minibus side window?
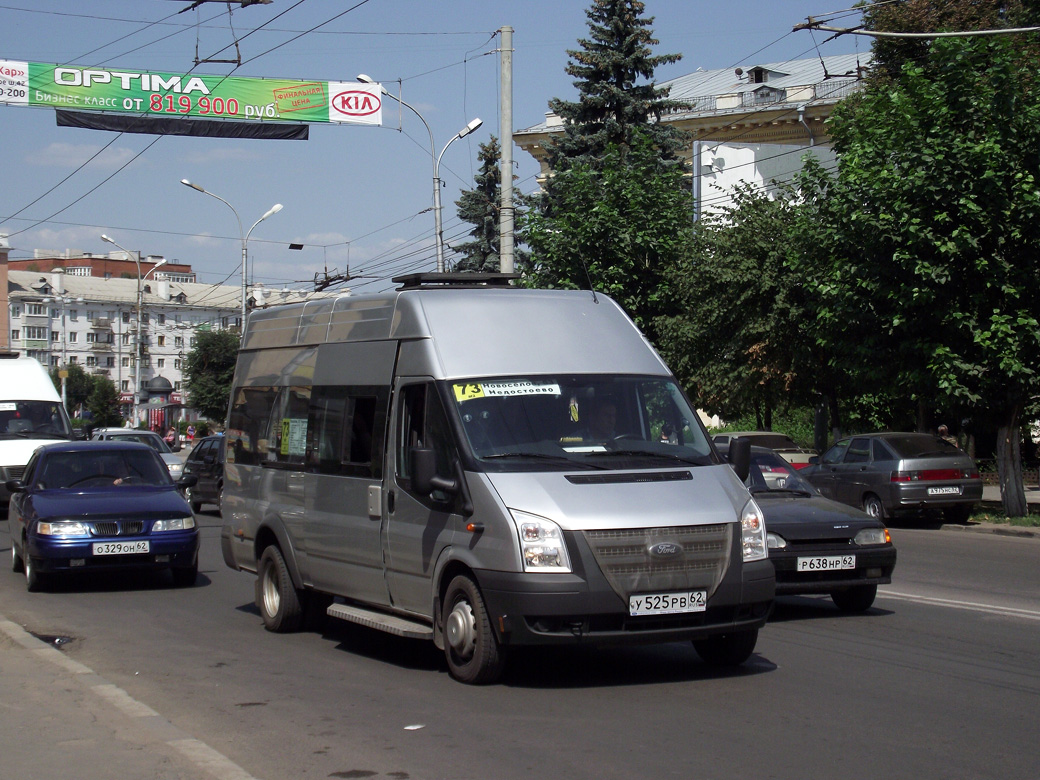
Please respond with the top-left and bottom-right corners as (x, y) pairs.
(307, 388), (382, 478)
(267, 386), (311, 466)
(397, 383), (453, 498)
(227, 386), (278, 465)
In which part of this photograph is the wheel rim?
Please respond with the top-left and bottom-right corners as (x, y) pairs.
(865, 499), (881, 518)
(445, 599), (477, 659)
(261, 567), (281, 617)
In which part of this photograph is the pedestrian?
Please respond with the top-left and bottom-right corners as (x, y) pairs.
(938, 424), (958, 448)
(186, 424), (196, 442)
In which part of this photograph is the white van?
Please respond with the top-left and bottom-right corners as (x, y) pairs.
(220, 274), (775, 683)
(0, 355), (75, 512)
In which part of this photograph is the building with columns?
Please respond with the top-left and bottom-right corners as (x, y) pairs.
(514, 53), (870, 219)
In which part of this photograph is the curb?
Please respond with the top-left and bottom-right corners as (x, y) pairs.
(940, 523), (1040, 539)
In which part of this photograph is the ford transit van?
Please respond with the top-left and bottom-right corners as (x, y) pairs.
(0, 355), (75, 514)
(220, 274), (774, 683)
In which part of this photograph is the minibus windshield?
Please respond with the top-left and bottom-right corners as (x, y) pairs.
(0, 401), (72, 440)
(448, 375), (715, 470)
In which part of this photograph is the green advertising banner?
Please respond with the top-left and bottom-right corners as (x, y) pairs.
(0, 59), (382, 125)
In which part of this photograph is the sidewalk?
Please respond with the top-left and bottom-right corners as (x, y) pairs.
(0, 616), (257, 780)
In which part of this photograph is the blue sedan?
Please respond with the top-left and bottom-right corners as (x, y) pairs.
(7, 441), (199, 591)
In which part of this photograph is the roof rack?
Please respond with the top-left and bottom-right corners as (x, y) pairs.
(393, 272), (521, 290)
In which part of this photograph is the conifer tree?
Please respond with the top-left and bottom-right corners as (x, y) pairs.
(546, 0), (689, 171)
(452, 136), (528, 273)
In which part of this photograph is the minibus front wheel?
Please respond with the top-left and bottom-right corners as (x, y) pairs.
(442, 574), (505, 684)
(257, 545), (304, 632)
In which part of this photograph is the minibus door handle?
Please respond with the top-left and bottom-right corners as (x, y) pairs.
(387, 489), (395, 514)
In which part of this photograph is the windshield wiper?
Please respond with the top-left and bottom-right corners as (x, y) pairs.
(751, 486), (814, 497)
(482, 451), (603, 469)
(592, 449), (707, 465)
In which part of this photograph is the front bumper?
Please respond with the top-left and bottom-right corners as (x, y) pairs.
(476, 556), (775, 647)
(27, 530), (200, 573)
(771, 545), (896, 595)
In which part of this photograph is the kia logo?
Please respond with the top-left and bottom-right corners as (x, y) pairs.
(649, 542), (682, 557)
(332, 90), (380, 117)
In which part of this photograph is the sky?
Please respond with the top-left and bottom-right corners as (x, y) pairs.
(0, 1), (869, 296)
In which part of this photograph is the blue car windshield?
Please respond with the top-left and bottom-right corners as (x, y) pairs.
(38, 450), (171, 489)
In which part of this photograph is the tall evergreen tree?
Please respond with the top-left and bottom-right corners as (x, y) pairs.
(184, 329), (240, 423)
(452, 136), (529, 273)
(86, 375), (123, 428)
(546, 0), (689, 171)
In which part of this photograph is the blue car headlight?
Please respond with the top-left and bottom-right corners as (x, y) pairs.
(152, 516), (196, 532)
(36, 521), (91, 537)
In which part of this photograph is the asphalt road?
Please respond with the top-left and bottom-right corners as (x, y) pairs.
(1, 512), (1038, 780)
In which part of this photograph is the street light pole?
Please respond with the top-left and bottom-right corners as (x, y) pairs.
(101, 234), (166, 428)
(356, 75), (481, 274)
(180, 179), (282, 329)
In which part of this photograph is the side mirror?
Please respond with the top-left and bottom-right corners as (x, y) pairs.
(808, 455), (820, 466)
(178, 474), (198, 489)
(728, 437), (751, 483)
(5, 479), (25, 493)
(410, 447), (457, 496)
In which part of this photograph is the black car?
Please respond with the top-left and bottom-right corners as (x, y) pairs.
(801, 432), (982, 522)
(747, 447), (897, 612)
(182, 435), (224, 513)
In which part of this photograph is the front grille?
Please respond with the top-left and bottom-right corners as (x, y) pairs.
(583, 524), (732, 602)
(91, 521), (146, 537)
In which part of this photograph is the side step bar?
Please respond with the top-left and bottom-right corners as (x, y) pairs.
(327, 603), (434, 640)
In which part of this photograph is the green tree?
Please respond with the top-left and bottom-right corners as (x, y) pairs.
(86, 375), (123, 428)
(656, 181), (810, 428)
(184, 329), (239, 423)
(546, 0), (688, 171)
(522, 132), (692, 343)
(49, 362), (93, 411)
(452, 136), (529, 273)
(795, 35), (1040, 516)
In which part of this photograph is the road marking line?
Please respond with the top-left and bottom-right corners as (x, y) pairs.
(879, 590), (1040, 621)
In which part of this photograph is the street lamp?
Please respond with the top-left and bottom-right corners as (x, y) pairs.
(101, 234), (167, 428)
(180, 179), (282, 328)
(356, 75), (482, 273)
(42, 293), (85, 410)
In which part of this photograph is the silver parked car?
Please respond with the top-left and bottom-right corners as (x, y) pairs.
(89, 428), (184, 481)
(801, 432), (982, 523)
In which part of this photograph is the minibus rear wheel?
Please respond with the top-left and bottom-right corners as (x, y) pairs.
(257, 545), (304, 632)
(442, 575), (505, 684)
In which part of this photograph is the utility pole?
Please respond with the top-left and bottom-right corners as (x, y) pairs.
(499, 25), (515, 275)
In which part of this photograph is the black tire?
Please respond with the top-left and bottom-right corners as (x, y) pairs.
(943, 504), (973, 524)
(24, 555), (45, 593)
(185, 486), (202, 514)
(171, 558), (198, 587)
(442, 574), (505, 684)
(863, 494), (886, 520)
(831, 584), (877, 613)
(214, 482), (223, 515)
(11, 544), (23, 573)
(256, 546), (304, 632)
(693, 629), (758, 667)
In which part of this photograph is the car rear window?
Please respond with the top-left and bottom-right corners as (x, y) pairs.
(883, 434), (959, 458)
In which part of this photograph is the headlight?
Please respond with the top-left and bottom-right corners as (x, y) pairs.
(36, 521), (90, 537)
(509, 509), (572, 572)
(766, 532), (787, 550)
(152, 516), (196, 532)
(854, 527), (890, 546)
(168, 462), (184, 478)
(741, 499), (768, 562)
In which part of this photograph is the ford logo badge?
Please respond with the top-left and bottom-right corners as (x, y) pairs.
(649, 542), (682, 557)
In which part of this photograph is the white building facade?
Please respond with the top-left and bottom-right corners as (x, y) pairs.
(6, 268), (240, 427)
